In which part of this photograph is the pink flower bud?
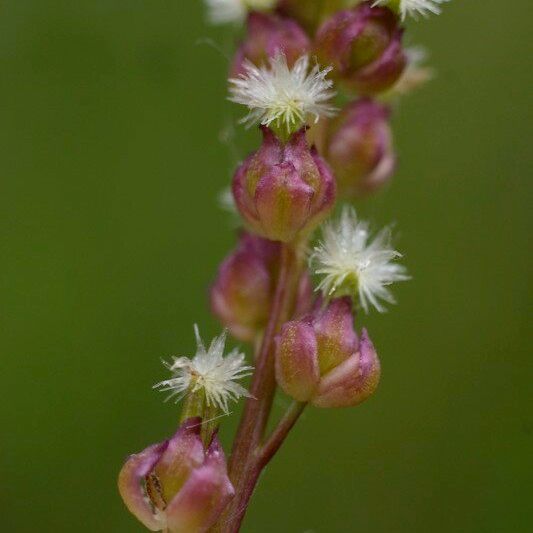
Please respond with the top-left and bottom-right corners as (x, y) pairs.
(275, 298), (381, 408)
(118, 419), (234, 533)
(232, 127), (336, 242)
(231, 12), (311, 78)
(325, 98), (395, 197)
(210, 233), (280, 342)
(210, 231), (314, 341)
(315, 3), (406, 95)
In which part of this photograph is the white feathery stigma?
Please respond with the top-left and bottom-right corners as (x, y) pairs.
(205, 0), (276, 25)
(153, 325), (253, 414)
(229, 53), (336, 132)
(311, 207), (410, 313)
(391, 45), (434, 96)
(372, 0), (449, 20)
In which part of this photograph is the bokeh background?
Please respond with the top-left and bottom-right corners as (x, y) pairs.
(1, 1), (531, 531)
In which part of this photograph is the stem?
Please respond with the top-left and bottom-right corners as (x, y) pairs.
(212, 242), (303, 532)
(259, 401), (307, 468)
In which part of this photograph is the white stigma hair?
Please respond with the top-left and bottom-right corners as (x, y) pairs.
(312, 207), (410, 313)
(153, 325), (253, 414)
(373, 0), (449, 20)
(229, 53), (337, 133)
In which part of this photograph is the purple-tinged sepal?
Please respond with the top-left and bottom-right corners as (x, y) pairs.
(275, 321), (320, 402)
(313, 329), (381, 408)
(118, 442), (168, 531)
(118, 419), (234, 533)
(231, 12), (311, 77)
(164, 435), (235, 533)
(315, 3), (406, 95)
(312, 297), (359, 374)
(232, 127), (336, 242)
(325, 98), (395, 197)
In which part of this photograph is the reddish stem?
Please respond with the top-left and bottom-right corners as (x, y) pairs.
(213, 243), (302, 532)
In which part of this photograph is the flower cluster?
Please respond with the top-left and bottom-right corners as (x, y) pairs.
(118, 0), (451, 531)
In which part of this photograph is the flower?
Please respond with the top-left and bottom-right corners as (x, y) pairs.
(229, 53), (336, 134)
(210, 231), (315, 340)
(325, 98), (396, 197)
(118, 418), (234, 532)
(153, 326), (253, 413)
(372, 0), (449, 21)
(232, 127), (336, 242)
(276, 298), (381, 408)
(315, 4), (406, 95)
(311, 207), (409, 312)
(230, 12), (311, 78)
(210, 233), (280, 342)
(205, 0), (277, 25)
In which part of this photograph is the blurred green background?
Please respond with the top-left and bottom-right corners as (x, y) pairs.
(1, 1), (531, 531)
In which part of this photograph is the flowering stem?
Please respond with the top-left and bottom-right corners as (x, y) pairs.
(213, 242), (304, 532)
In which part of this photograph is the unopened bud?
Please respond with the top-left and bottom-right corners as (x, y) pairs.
(210, 233), (280, 342)
(315, 3), (406, 95)
(326, 98), (395, 197)
(118, 419), (234, 532)
(211, 232), (313, 340)
(231, 12), (311, 78)
(232, 127), (336, 242)
(275, 298), (381, 408)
